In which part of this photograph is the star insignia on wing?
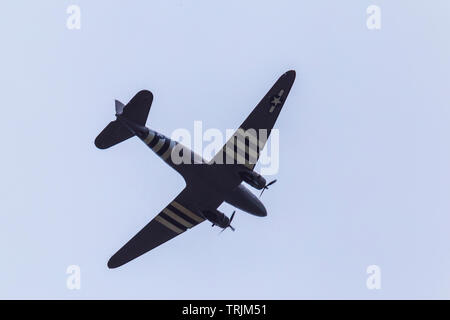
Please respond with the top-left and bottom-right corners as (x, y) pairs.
(269, 93), (284, 113)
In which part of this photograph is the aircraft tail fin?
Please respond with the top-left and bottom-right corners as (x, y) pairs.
(94, 90), (153, 149)
(119, 90), (153, 126)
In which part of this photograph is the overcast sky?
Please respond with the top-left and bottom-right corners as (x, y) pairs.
(1, 1), (450, 299)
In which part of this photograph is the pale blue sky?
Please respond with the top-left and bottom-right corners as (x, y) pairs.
(1, 1), (450, 299)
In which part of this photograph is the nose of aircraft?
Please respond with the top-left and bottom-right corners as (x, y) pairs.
(247, 192), (267, 217)
(254, 200), (267, 217)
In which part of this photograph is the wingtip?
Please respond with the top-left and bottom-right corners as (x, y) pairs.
(136, 89), (154, 100)
(285, 70), (296, 78)
(107, 257), (120, 269)
(279, 70), (296, 82)
(94, 136), (107, 149)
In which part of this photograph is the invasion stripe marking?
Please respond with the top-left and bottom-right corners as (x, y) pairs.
(159, 212), (187, 231)
(163, 208), (193, 228)
(235, 137), (258, 161)
(225, 145), (253, 167)
(235, 129), (266, 150)
(162, 141), (176, 160)
(144, 133), (155, 144)
(233, 140), (248, 161)
(224, 145), (254, 169)
(167, 204), (197, 225)
(157, 139), (171, 156)
(148, 136), (160, 148)
(171, 201), (204, 223)
(152, 138), (166, 153)
(155, 215), (183, 234)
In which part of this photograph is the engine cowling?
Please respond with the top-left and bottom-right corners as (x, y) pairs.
(202, 209), (230, 229)
(239, 171), (266, 190)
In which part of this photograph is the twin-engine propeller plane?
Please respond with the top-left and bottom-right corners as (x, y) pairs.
(95, 70), (296, 268)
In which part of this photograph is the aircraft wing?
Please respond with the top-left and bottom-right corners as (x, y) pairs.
(107, 186), (212, 268)
(209, 70), (296, 187)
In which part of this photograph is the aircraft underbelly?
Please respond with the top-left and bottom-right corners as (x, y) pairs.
(157, 145), (266, 217)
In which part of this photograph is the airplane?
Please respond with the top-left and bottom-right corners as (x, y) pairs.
(95, 70), (296, 268)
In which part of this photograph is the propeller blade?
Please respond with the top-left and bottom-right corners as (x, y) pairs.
(259, 187), (266, 198)
(230, 211), (236, 223)
(218, 211), (237, 234)
(260, 179), (278, 197)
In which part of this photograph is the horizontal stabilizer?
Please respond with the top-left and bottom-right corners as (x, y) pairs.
(94, 120), (134, 149)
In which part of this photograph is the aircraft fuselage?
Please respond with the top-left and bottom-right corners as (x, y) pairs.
(117, 114), (267, 218)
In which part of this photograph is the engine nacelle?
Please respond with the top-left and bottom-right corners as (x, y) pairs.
(202, 209), (230, 229)
(239, 171), (266, 190)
